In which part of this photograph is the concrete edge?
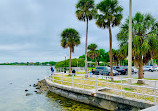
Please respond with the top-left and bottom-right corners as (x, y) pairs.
(45, 78), (154, 109)
(140, 105), (158, 111)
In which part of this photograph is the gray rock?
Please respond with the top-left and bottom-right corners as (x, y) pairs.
(26, 93), (33, 96)
(25, 89), (28, 92)
(33, 84), (37, 87)
(36, 87), (40, 89)
(36, 92), (41, 94)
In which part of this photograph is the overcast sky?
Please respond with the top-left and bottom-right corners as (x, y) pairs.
(0, 0), (157, 62)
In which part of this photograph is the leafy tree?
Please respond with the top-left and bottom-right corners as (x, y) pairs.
(34, 62), (40, 65)
(61, 28), (80, 73)
(117, 12), (158, 83)
(115, 49), (127, 66)
(95, 0), (123, 78)
(112, 49), (118, 65)
(48, 61), (56, 66)
(97, 49), (106, 64)
(79, 54), (91, 61)
(87, 44), (100, 66)
(76, 0), (96, 74)
(55, 59), (85, 68)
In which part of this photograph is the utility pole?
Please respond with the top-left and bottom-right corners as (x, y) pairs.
(65, 54), (66, 73)
(128, 0), (132, 79)
(77, 61), (78, 73)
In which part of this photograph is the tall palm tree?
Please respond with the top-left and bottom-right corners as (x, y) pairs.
(61, 28), (81, 73)
(87, 44), (100, 66)
(76, 0), (96, 74)
(95, 0), (123, 79)
(112, 49), (117, 65)
(117, 12), (158, 83)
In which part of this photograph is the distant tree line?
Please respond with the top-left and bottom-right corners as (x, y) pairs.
(0, 61), (56, 66)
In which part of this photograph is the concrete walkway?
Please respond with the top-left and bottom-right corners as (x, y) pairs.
(141, 105), (158, 111)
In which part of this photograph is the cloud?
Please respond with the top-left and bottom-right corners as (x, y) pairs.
(0, 43), (35, 50)
(0, 0), (157, 62)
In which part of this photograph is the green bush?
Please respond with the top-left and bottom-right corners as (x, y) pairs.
(55, 58), (85, 68)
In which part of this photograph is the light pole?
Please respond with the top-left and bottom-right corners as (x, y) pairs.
(128, 0), (132, 79)
(65, 54), (66, 73)
(77, 61), (78, 73)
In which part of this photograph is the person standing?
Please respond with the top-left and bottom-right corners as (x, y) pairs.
(50, 66), (54, 75)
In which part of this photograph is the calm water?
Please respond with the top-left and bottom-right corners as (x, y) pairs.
(0, 66), (105, 111)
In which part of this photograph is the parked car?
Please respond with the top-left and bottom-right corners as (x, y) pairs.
(107, 67), (119, 76)
(132, 67), (138, 74)
(123, 66), (134, 74)
(143, 66), (154, 72)
(113, 66), (126, 75)
(94, 66), (108, 75)
(155, 67), (158, 71)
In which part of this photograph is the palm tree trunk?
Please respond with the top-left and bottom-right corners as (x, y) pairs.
(69, 48), (72, 74)
(137, 58), (144, 84)
(108, 25), (113, 81)
(113, 57), (115, 66)
(85, 19), (88, 74)
(119, 60), (120, 66)
(95, 58), (98, 66)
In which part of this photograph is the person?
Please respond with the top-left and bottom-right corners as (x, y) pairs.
(88, 69), (93, 77)
(72, 69), (76, 76)
(50, 66), (54, 75)
(92, 69), (94, 74)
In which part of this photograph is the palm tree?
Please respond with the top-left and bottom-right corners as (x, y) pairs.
(76, 0), (96, 74)
(117, 12), (158, 84)
(61, 28), (81, 73)
(87, 44), (100, 66)
(95, 0), (123, 79)
(88, 44), (97, 51)
(112, 49), (117, 65)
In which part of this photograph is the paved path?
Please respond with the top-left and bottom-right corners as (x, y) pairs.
(141, 105), (158, 111)
(117, 71), (158, 79)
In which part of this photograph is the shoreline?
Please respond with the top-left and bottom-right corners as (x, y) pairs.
(38, 78), (154, 111)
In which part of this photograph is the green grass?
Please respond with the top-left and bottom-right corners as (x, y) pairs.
(123, 88), (134, 91)
(107, 80), (126, 83)
(124, 77), (158, 81)
(132, 83), (144, 86)
(144, 78), (158, 80)
(76, 72), (85, 74)
(88, 67), (95, 71)
(50, 74), (158, 103)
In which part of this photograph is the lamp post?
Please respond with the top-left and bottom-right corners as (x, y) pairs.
(128, 0), (132, 79)
(77, 61), (78, 73)
(64, 54), (66, 73)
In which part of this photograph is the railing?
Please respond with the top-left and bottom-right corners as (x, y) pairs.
(55, 67), (86, 73)
(46, 73), (158, 104)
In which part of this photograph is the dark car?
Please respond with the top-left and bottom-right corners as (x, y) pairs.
(94, 66), (108, 75)
(113, 66), (126, 75)
(124, 66), (134, 74)
(107, 67), (119, 76)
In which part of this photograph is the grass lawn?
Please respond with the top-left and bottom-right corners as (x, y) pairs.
(88, 67), (95, 71)
(49, 74), (158, 103)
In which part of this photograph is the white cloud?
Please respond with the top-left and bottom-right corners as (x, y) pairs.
(0, 0), (157, 62)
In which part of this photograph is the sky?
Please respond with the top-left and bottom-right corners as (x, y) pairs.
(0, 0), (157, 63)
